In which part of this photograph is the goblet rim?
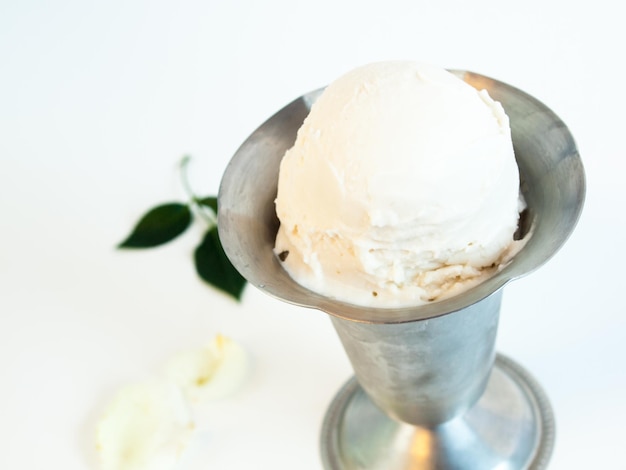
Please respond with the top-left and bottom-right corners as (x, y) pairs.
(217, 70), (585, 324)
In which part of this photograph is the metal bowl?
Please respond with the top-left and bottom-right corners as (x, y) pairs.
(217, 70), (585, 324)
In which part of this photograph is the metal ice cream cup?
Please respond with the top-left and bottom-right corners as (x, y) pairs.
(218, 70), (585, 469)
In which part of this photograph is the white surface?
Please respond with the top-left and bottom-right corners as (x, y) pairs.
(0, 1), (623, 469)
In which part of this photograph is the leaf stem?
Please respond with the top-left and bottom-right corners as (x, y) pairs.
(179, 155), (217, 227)
(179, 155), (195, 202)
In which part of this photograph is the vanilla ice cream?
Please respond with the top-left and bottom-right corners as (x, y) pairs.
(274, 61), (522, 307)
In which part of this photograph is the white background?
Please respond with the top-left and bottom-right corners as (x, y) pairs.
(1, 1), (624, 469)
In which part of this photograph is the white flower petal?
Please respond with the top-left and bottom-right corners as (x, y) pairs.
(96, 381), (194, 470)
(165, 334), (250, 403)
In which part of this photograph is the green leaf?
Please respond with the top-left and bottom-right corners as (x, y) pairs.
(118, 203), (192, 248)
(194, 226), (246, 301)
(196, 196), (218, 215)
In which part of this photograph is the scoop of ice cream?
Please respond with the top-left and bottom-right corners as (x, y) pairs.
(274, 61), (521, 307)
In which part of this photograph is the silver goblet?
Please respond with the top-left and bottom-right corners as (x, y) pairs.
(218, 71), (585, 469)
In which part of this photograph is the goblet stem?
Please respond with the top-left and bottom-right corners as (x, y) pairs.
(329, 290), (502, 427)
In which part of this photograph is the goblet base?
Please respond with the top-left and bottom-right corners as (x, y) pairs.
(320, 354), (554, 470)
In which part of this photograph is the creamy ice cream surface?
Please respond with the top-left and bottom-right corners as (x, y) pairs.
(274, 61), (523, 307)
